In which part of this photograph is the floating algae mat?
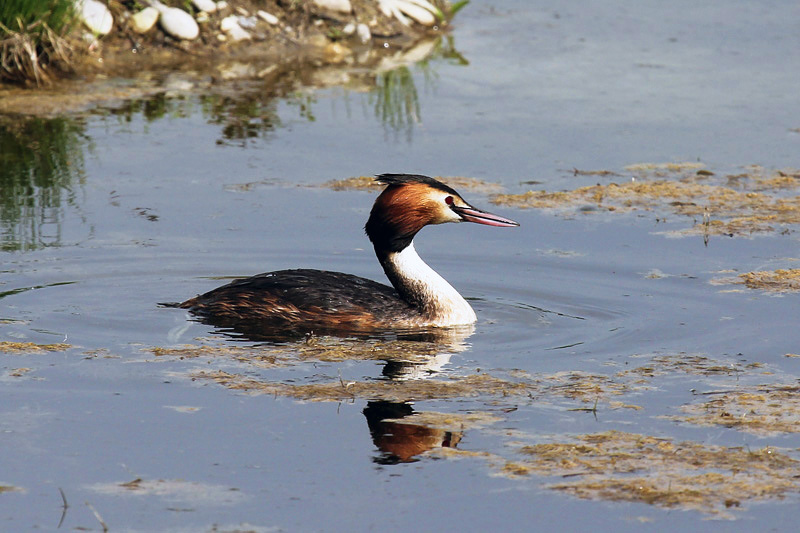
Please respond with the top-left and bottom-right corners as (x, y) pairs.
(322, 175), (506, 194)
(494, 431), (799, 519)
(734, 268), (800, 292)
(167, 336), (637, 405)
(672, 384), (800, 436)
(150, 334), (470, 365)
(0, 341), (71, 353)
(492, 163), (800, 237)
(435, 432), (799, 519)
(166, 341), (782, 411)
(710, 267), (800, 293)
(737, 268), (800, 291)
(192, 369), (536, 403)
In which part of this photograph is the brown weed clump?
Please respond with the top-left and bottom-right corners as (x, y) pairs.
(0, 0), (77, 85)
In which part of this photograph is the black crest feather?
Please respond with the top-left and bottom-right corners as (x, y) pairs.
(375, 174), (460, 197)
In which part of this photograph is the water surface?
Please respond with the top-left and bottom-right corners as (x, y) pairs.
(3, 1), (800, 530)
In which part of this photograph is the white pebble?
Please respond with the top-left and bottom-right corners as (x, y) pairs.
(131, 7), (159, 33)
(257, 10), (279, 25)
(395, 0), (435, 26)
(378, 0), (438, 26)
(312, 0), (352, 14)
(77, 0), (113, 35)
(220, 15), (251, 41)
(227, 26), (251, 40)
(192, 0), (216, 13)
(356, 23), (371, 43)
(238, 16), (257, 30)
(220, 15), (238, 31)
(153, 1), (200, 40)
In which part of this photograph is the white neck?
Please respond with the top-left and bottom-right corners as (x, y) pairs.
(380, 243), (477, 326)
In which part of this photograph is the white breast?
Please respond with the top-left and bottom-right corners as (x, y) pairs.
(386, 243), (477, 326)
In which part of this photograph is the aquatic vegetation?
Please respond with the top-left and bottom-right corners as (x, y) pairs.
(516, 431), (799, 518)
(711, 268), (800, 293)
(186, 351), (634, 405)
(164, 343), (800, 517)
(387, 409), (501, 432)
(0, 341), (71, 353)
(5, 367), (32, 377)
(617, 353), (752, 377)
(150, 344), (280, 368)
(323, 174), (504, 193)
(323, 175), (385, 190)
(154, 336), (634, 405)
(492, 163), (800, 238)
(673, 385), (800, 436)
(150, 335), (463, 366)
(623, 162), (707, 174)
(435, 428), (800, 518)
(192, 369), (533, 402)
(738, 268), (800, 292)
(540, 370), (628, 402)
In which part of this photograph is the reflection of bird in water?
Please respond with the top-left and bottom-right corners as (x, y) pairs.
(363, 401), (462, 464)
(168, 174), (518, 339)
(381, 352), (454, 380)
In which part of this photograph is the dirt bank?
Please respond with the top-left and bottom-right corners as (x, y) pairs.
(0, 0), (462, 115)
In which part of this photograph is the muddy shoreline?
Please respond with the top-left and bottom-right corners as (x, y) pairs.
(0, 0), (459, 116)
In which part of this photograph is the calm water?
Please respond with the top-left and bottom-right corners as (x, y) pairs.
(3, 1), (800, 530)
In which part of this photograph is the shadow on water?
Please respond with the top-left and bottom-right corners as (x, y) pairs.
(0, 117), (88, 252)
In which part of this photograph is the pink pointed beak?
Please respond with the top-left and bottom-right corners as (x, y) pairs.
(452, 205), (520, 227)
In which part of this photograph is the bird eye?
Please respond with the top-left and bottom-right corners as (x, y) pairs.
(445, 196), (454, 206)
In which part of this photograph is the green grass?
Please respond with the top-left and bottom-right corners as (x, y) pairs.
(0, 0), (78, 85)
(0, 0), (76, 35)
(448, 0), (470, 18)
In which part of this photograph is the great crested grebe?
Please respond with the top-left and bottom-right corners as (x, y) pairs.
(174, 174), (518, 334)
